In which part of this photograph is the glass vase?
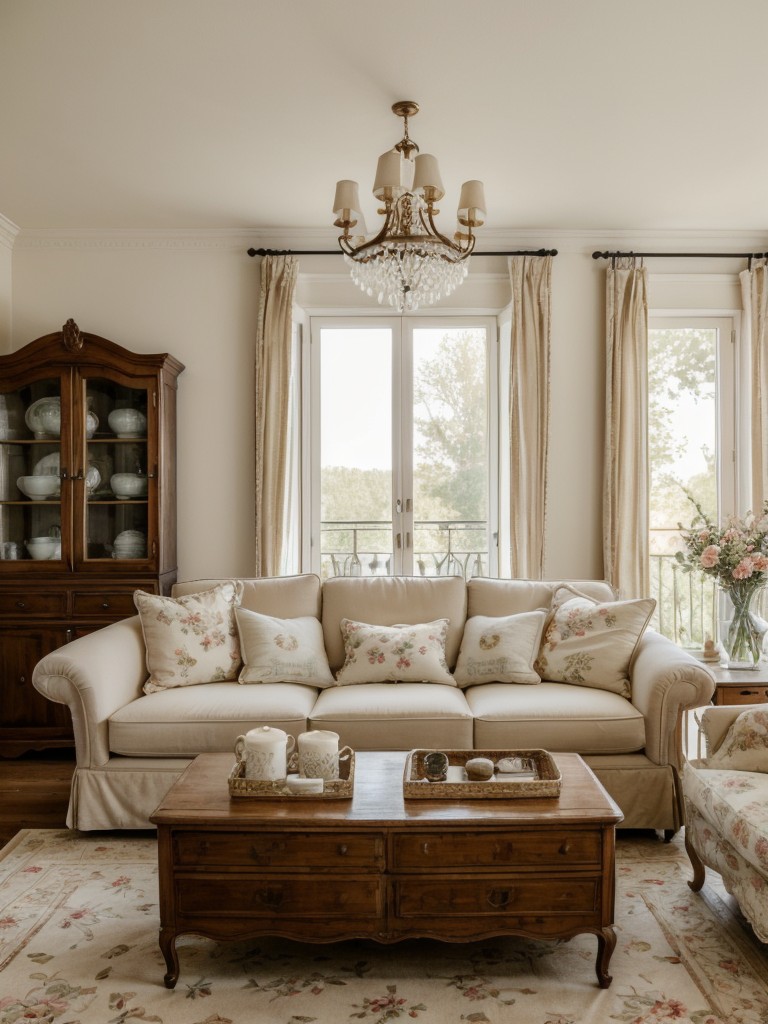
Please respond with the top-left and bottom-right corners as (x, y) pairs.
(719, 584), (766, 669)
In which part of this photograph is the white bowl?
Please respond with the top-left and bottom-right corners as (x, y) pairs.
(113, 529), (146, 558)
(25, 397), (61, 439)
(108, 408), (147, 437)
(17, 475), (59, 500)
(25, 536), (60, 559)
(110, 473), (148, 499)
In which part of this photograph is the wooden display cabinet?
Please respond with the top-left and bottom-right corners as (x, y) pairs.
(0, 320), (184, 755)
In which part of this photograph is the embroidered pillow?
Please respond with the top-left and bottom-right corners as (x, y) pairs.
(335, 618), (454, 686)
(135, 581), (243, 694)
(453, 609), (548, 687)
(534, 584), (655, 697)
(235, 606), (334, 688)
(707, 708), (768, 773)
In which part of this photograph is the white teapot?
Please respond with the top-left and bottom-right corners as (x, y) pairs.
(235, 725), (295, 781)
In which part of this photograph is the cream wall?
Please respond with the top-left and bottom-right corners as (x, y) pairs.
(6, 230), (762, 584)
(0, 216), (16, 352)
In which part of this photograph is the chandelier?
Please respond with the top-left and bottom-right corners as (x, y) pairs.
(332, 101), (486, 312)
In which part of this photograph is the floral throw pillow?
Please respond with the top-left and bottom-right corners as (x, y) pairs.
(235, 606), (334, 688)
(707, 708), (768, 773)
(135, 581), (243, 694)
(453, 609), (547, 687)
(335, 618), (454, 686)
(534, 584), (655, 698)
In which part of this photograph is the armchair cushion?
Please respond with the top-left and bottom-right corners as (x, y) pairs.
(706, 707), (768, 773)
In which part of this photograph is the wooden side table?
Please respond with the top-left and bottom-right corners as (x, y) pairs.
(708, 664), (768, 706)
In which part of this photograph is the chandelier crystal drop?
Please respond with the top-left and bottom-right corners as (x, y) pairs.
(333, 101), (486, 313)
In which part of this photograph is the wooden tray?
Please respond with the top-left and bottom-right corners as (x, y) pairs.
(228, 749), (355, 800)
(403, 748), (561, 799)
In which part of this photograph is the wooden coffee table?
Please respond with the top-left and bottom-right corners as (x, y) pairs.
(150, 750), (623, 989)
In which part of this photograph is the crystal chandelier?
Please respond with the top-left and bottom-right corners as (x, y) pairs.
(333, 101), (486, 312)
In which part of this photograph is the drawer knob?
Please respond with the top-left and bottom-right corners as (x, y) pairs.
(255, 887), (284, 909)
(487, 888), (512, 908)
(16, 600), (26, 609)
(338, 844), (348, 856)
(101, 601), (110, 609)
(559, 840), (572, 855)
(421, 842), (430, 855)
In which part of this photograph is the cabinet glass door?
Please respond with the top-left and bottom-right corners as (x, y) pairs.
(0, 377), (65, 566)
(78, 376), (152, 565)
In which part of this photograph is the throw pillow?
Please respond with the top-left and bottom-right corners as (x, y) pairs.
(453, 609), (548, 687)
(707, 708), (768, 773)
(335, 618), (454, 685)
(235, 606), (334, 688)
(135, 581), (243, 694)
(534, 584), (655, 698)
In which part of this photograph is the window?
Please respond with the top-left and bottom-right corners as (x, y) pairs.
(307, 316), (497, 579)
(647, 315), (737, 645)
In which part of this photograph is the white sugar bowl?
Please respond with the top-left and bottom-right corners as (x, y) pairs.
(110, 473), (148, 499)
(108, 408), (147, 438)
(235, 726), (296, 781)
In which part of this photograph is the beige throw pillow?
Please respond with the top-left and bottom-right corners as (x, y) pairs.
(535, 584), (655, 697)
(335, 618), (454, 685)
(707, 708), (768, 773)
(135, 581), (243, 694)
(453, 609), (547, 687)
(235, 606), (334, 688)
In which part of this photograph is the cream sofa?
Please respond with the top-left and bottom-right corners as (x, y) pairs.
(682, 704), (768, 942)
(32, 573), (714, 832)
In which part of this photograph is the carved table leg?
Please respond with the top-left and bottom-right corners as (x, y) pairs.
(684, 832), (706, 892)
(595, 926), (616, 988)
(159, 927), (179, 988)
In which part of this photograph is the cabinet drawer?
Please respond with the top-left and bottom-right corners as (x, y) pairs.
(392, 830), (601, 870)
(177, 874), (382, 918)
(715, 685), (768, 705)
(174, 831), (385, 871)
(72, 591), (138, 617)
(394, 876), (599, 918)
(0, 591), (67, 616)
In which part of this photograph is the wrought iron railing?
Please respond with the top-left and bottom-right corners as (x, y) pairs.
(320, 519), (488, 581)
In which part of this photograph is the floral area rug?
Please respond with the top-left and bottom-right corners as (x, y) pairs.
(0, 829), (767, 1024)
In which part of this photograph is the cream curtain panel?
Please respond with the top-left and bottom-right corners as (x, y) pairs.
(603, 258), (649, 598)
(740, 261), (768, 512)
(254, 254), (298, 577)
(508, 254), (552, 579)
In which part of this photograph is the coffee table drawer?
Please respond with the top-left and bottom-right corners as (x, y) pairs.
(174, 830), (384, 870)
(394, 876), (599, 917)
(176, 874), (383, 918)
(392, 829), (601, 870)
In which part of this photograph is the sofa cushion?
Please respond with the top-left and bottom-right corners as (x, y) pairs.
(235, 607), (334, 688)
(466, 681), (646, 753)
(173, 574), (323, 619)
(335, 618), (454, 685)
(467, 577), (615, 617)
(310, 683), (473, 750)
(135, 581), (243, 694)
(535, 584), (655, 698)
(706, 707), (768, 773)
(322, 575), (466, 672)
(453, 609), (547, 687)
(109, 682), (316, 756)
(683, 762), (768, 878)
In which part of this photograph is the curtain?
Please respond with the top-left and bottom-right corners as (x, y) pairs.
(603, 257), (649, 598)
(508, 254), (552, 579)
(740, 261), (768, 512)
(254, 254), (298, 577)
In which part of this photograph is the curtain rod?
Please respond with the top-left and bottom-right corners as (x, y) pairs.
(592, 249), (768, 261)
(247, 247), (558, 258)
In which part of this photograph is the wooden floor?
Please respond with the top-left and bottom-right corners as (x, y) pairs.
(0, 749), (75, 850)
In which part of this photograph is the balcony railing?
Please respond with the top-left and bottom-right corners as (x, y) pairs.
(321, 519), (488, 581)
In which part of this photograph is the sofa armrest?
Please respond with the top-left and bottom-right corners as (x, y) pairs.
(697, 703), (764, 758)
(630, 630), (715, 767)
(32, 616), (147, 769)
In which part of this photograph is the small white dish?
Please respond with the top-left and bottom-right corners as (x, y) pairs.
(108, 408), (147, 438)
(17, 475), (59, 500)
(110, 473), (148, 499)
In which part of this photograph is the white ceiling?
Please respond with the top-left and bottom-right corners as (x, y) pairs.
(2, 0), (767, 236)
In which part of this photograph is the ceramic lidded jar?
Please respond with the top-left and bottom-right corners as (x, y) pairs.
(234, 725), (296, 781)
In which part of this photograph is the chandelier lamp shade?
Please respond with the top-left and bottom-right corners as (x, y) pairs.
(333, 101), (486, 312)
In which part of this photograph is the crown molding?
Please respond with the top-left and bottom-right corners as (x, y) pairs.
(0, 213), (20, 250)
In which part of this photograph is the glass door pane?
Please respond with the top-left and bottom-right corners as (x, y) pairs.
(410, 326), (489, 578)
(0, 377), (64, 564)
(318, 327), (393, 578)
(80, 377), (150, 563)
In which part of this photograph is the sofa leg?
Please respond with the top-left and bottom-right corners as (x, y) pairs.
(684, 831), (706, 892)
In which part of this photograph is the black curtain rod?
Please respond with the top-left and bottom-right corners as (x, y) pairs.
(593, 249), (768, 260)
(247, 247), (558, 258)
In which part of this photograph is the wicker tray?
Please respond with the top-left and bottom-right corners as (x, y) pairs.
(403, 748), (561, 800)
(228, 749), (355, 800)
